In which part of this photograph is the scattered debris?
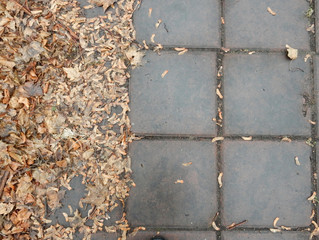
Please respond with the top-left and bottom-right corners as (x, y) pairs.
(308, 192), (317, 201)
(182, 162), (193, 167)
(174, 179), (184, 184)
(270, 228), (281, 233)
(294, 156), (301, 166)
(226, 220), (247, 230)
(161, 70), (169, 78)
(242, 136), (252, 141)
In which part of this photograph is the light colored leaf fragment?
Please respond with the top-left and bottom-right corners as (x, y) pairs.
(174, 179), (184, 184)
(307, 24), (315, 33)
(174, 47), (187, 51)
(161, 70), (168, 78)
(83, 149), (94, 159)
(0, 203), (14, 215)
(212, 221), (220, 231)
(125, 46), (145, 68)
(0, 56), (15, 68)
(216, 88), (223, 99)
(304, 54), (312, 63)
(150, 34), (155, 43)
(248, 51), (255, 55)
(308, 119), (316, 125)
(308, 192), (316, 201)
(182, 162), (192, 167)
(281, 137), (291, 142)
(310, 210), (315, 219)
(155, 19), (162, 28)
(267, 7), (276, 16)
(270, 228), (281, 233)
(273, 217), (279, 228)
(286, 45), (298, 60)
(294, 156), (300, 166)
(242, 136), (252, 141)
(63, 65), (81, 82)
(212, 137), (224, 143)
(148, 8), (152, 17)
(218, 172), (223, 188)
(221, 47), (230, 52)
(280, 226), (291, 231)
(178, 49), (188, 55)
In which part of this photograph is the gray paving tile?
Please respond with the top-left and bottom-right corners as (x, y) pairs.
(224, 53), (311, 136)
(223, 141), (312, 227)
(314, 56), (319, 136)
(225, 0), (310, 49)
(128, 231), (216, 240)
(133, 0), (220, 47)
(127, 140), (217, 228)
(130, 51), (216, 135)
(223, 231), (309, 240)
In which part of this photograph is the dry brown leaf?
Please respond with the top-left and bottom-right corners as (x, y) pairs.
(212, 137), (224, 143)
(212, 221), (220, 231)
(216, 88), (223, 99)
(150, 34), (155, 43)
(218, 172), (223, 188)
(174, 179), (184, 184)
(88, 0), (117, 10)
(161, 70), (168, 78)
(273, 217), (279, 228)
(182, 162), (192, 167)
(294, 156), (300, 166)
(267, 7), (276, 16)
(308, 192), (316, 201)
(242, 136), (252, 141)
(0, 203), (14, 215)
(286, 45), (298, 60)
(0, 57), (15, 69)
(18, 82), (43, 97)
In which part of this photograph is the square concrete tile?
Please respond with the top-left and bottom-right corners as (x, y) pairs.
(128, 231), (216, 240)
(133, 0), (220, 47)
(223, 141), (312, 227)
(225, 0), (310, 49)
(224, 53), (311, 136)
(223, 231), (309, 240)
(127, 140), (217, 228)
(130, 51), (216, 135)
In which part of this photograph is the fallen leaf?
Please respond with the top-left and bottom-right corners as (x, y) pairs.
(182, 162), (192, 167)
(218, 172), (223, 188)
(307, 24), (315, 33)
(294, 156), (300, 166)
(63, 65), (81, 82)
(308, 119), (316, 125)
(0, 203), (14, 215)
(310, 210), (315, 219)
(304, 54), (312, 63)
(280, 226), (291, 231)
(148, 8), (152, 17)
(125, 46), (145, 68)
(248, 51), (255, 55)
(212, 137), (224, 143)
(270, 228), (281, 233)
(150, 34), (155, 43)
(221, 17), (225, 24)
(308, 192), (316, 201)
(161, 70), (168, 78)
(242, 136), (252, 141)
(273, 217), (279, 228)
(281, 137), (291, 142)
(212, 221), (220, 231)
(18, 82), (43, 97)
(155, 19), (162, 28)
(267, 7), (276, 16)
(216, 88), (223, 99)
(221, 47), (230, 52)
(286, 45), (298, 60)
(0, 56), (15, 69)
(174, 179), (184, 184)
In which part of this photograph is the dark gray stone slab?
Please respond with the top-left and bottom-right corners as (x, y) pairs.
(314, 56), (319, 136)
(130, 52), (216, 134)
(128, 231), (216, 240)
(224, 53), (311, 136)
(127, 140), (218, 228)
(225, 0), (310, 49)
(223, 141), (312, 227)
(223, 231), (310, 240)
(133, 0), (220, 47)
(130, 51), (216, 135)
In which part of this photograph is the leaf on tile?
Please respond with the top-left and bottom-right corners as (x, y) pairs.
(308, 192), (316, 201)
(270, 228), (281, 233)
(241, 136), (252, 141)
(286, 45), (298, 60)
(174, 179), (184, 184)
(161, 70), (168, 78)
(281, 137), (292, 142)
(218, 172), (223, 188)
(150, 33), (155, 43)
(212, 137), (224, 143)
(273, 217), (279, 228)
(294, 156), (300, 166)
(148, 8), (152, 17)
(155, 19), (162, 28)
(182, 162), (192, 167)
(267, 7), (276, 16)
(216, 88), (223, 99)
(212, 221), (220, 231)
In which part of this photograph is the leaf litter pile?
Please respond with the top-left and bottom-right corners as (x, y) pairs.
(0, 0), (142, 239)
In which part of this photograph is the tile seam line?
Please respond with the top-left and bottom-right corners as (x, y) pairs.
(134, 135), (312, 140)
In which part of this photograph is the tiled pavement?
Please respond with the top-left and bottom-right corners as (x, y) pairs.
(51, 0), (319, 239)
(128, 0), (319, 240)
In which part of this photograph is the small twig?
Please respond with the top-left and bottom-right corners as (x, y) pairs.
(226, 220), (248, 230)
(0, 170), (10, 200)
(56, 21), (79, 41)
(11, 0), (32, 15)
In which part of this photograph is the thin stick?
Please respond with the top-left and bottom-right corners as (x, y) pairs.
(11, 0), (32, 15)
(0, 171), (10, 199)
(227, 220), (248, 230)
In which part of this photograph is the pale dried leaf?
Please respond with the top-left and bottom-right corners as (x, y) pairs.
(212, 137), (224, 143)
(273, 217), (279, 228)
(212, 221), (220, 231)
(0, 203), (14, 215)
(270, 228), (281, 233)
(216, 88), (223, 99)
(294, 156), (300, 166)
(286, 45), (298, 60)
(182, 162), (192, 167)
(161, 70), (168, 78)
(218, 172), (223, 188)
(242, 136), (252, 141)
(174, 179), (184, 184)
(267, 7), (276, 16)
(308, 192), (316, 201)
